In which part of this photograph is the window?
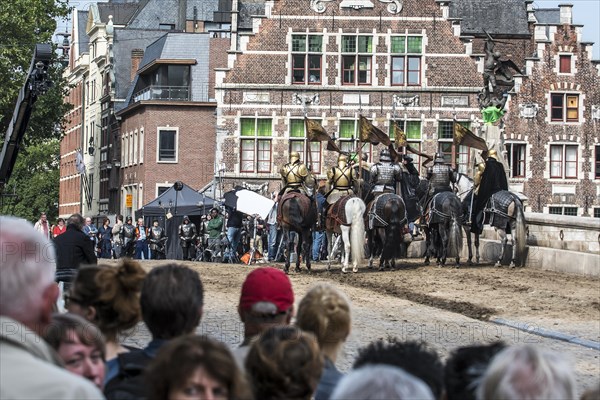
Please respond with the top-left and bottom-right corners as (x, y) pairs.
(550, 93), (579, 122)
(139, 128), (144, 163)
(158, 128), (178, 162)
(550, 144), (577, 179)
(437, 121), (471, 172)
(390, 120), (422, 167)
(133, 130), (138, 164)
(159, 23), (175, 30)
(339, 119), (372, 160)
(594, 208), (600, 218)
(559, 55), (571, 73)
(506, 143), (526, 178)
(391, 36), (422, 86)
(342, 36), (372, 85)
(595, 146), (600, 179)
(289, 119), (321, 173)
(549, 206), (577, 216)
(292, 35), (322, 84)
(240, 118), (272, 173)
(128, 132), (133, 166)
(157, 185), (170, 197)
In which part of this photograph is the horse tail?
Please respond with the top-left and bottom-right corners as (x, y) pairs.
(348, 197), (366, 266)
(448, 214), (463, 259)
(515, 199), (527, 267)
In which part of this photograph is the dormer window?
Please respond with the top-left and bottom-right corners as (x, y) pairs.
(559, 55), (571, 73)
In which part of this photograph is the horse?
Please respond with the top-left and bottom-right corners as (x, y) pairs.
(324, 195), (366, 273)
(455, 172), (527, 268)
(423, 191), (463, 267)
(277, 191), (317, 274)
(365, 193), (407, 270)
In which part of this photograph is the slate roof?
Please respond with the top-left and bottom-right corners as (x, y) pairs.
(534, 8), (560, 25)
(97, 2), (140, 25)
(449, 0), (530, 36)
(127, 0), (220, 29)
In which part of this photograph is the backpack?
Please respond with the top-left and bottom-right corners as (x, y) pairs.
(104, 350), (153, 400)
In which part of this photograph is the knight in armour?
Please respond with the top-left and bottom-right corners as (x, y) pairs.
(147, 219), (167, 260)
(323, 153), (358, 225)
(399, 154), (422, 222)
(178, 215), (197, 261)
(279, 151), (316, 197)
(369, 148), (402, 201)
(121, 216), (136, 258)
(426, 153), (457, 200)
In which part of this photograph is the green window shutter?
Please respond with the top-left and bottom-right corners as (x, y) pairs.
(358, 36), (372, 53)
(339, 120), (355, 138)
(308, 35), (322, 52)
(406, 121), (421, 139)
(256, 119), (272, 136)
(292, 35), (305, 52)
(290, 120), (305, 137)
(241, 118), (255, 136)
(391, 37), (405, 53)
(342, 36), (355, 53)
(407, 37), (422, 53)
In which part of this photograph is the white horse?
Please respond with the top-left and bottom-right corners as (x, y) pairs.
(325, 196), (366, 273)
(455, 173), (527, 268)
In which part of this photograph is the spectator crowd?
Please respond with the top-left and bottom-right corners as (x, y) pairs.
(1, 215), (598, 400)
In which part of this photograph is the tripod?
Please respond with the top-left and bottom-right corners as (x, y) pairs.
(245, 216), (264, 265)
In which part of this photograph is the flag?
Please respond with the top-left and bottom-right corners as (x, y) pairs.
(358, 115), (391, 146)
(392, 122), (407, 147)
(305, 117), (330, 142)
(406, 144), (433, 167)
(453, 121), (488, 151)
(304, 118), (342, 153)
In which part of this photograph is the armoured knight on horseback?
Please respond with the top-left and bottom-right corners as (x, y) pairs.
(279, 151), (316, 197)
(324, 153), (358, 225)
(426, 153), (458, 201)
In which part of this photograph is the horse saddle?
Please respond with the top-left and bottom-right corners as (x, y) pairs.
(277, 191), (314, 224)
(366, 193), (398, 229)
(326, 195), (353, 233)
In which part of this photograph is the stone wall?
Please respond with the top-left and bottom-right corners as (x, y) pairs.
(522, 212), (599, 254)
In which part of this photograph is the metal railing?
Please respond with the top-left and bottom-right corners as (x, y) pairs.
(133, 86), (191, 102)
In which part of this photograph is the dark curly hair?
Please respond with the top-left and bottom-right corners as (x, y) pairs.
(146, 334), (252, 400)
(353, 338), (444, 399)
(246, 326), (323, 400)
(70, 260), (146, 340)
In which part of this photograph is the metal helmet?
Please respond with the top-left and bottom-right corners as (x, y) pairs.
(487, 149), (499, 160)
(290, 151), (300, 163)
(337, 153), (348, 168)
(434, 152), (446, 164)
(379, 148), (392, 163)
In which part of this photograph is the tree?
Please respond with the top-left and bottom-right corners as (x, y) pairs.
(0, 0), (71, 221)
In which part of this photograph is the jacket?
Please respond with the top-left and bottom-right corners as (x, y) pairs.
(53, 225), (98, 270)
(0, 316), (104, 399)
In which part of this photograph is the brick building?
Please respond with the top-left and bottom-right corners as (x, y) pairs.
(214, 0), (599, 215)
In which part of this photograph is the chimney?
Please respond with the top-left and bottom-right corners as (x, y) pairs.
(559, 3), (573, 25)
(130, 49), (144, 82)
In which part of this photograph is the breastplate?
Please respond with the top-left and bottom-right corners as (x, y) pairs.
(431, 164), (451, 188)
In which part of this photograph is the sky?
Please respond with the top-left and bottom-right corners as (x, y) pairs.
(56, 0), (600, 59)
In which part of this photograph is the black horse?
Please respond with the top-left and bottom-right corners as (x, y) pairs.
(365, 193), (407, 270)
(423, 191), (463, 267)
(278, 191), (317, 274)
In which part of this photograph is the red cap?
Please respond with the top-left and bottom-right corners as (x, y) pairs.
(239, 267), (294, 313)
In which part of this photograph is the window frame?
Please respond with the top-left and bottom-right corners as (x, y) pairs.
(437, 120), (471, 172)
(595, 145), (600, 180)
(548, 206), (578, 216)
(559, 54), (571, 74)
(550, 93), (579, 123)
(289, 119), (322, 173)
(505, 142), (526, 178)
(291, 34), (323, 85)
(341, 35), (373, 86)
(549, 144), (577, 179)
(390, 35), (422, 86)
(239, 118), (273, 174)
(157, 127), (179, 163)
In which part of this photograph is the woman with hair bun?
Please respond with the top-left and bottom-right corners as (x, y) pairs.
(296, 283), (352, 400)
(66, 259), (146, 382)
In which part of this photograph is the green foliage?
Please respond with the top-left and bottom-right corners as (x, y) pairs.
(0, 140), (60, 223)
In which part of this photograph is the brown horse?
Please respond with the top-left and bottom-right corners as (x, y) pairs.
(278, 191), (317, 274)
(365, 193), (407, 270)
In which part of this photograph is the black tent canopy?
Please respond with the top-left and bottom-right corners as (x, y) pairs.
(135, 182), (215, 259)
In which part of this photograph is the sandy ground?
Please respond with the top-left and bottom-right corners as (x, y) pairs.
(116, 258), (600, 395)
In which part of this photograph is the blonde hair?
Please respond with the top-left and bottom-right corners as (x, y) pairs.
(296, 283), (351, 346)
